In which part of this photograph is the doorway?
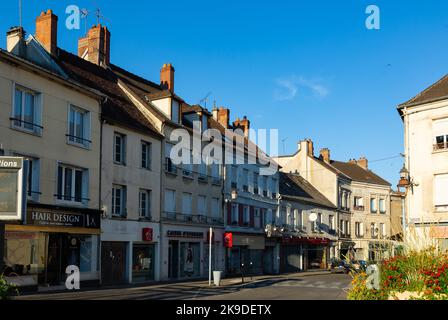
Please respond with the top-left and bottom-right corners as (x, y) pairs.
(168, 240), (179, 279)
(45, 234), (81, 285)
(101, 242), (127, 285)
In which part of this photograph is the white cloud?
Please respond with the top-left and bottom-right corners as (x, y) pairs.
(273, 76), (329, 101)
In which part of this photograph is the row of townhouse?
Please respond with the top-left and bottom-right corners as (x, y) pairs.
(0, 9), (397, 291)
(274, 139), (394, 263)
(0, 9), (282, 290)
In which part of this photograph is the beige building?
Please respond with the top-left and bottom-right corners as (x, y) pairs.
(390, 191), (404, 240)
(398, 75), (448, 249)
(274, 139), (392, 261)
(0, 16), (103, 289)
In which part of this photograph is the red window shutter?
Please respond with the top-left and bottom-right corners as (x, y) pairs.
(250, 206), (255, 228)
(227, 203), (232, 225)
(238, 204), (244, 226)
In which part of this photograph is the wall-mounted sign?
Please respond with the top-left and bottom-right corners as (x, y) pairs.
(142, 228), (153, 242)
(0, 157), (25, 221)
(166, 230), (203, 239)
(26, 207), (100, 229)
(223, 232), (233, 248)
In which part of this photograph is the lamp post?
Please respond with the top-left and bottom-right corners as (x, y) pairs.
(397, 165), (418, 242)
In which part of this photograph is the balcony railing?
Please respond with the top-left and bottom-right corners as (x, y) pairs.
(162, 212), (224, 225)
(434, 142), (448, 152)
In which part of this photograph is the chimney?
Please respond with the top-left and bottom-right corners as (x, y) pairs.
(357, 157), (368, 170)
(233, 116), (250, 138)
(306, 139), (314, 157)
(319, 148), (330, 164)
(217, 107), (230, 129)
(78, 24), (111, 66)
(6, 27), (25, 56)
(35, 10), (58, 56)
(212, 107), (218, 121)
(160, 63), (175, 92)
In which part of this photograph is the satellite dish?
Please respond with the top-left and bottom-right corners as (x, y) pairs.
(309, 213), (318, 222)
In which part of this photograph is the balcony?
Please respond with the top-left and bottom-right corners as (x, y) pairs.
(162, 212), (224, 225)
(434, 142), (448, 152)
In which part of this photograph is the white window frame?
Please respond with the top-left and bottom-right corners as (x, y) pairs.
(243, 206), (250, 225)
(112, 184), (127, 217)
(198, 195), (207, 216)
(67, 104), (91, 149)
(11, 83), (42, 136)
(379, 198), (386, 214)
(141, 140), (152, 170)
(139, 189), (151, 219)
(182, 192), (193, 215)
(164, 189), (176, 214)
(370, 198), (378, 213)
(114, 132), (126, 165)
(57, 163), (88, 205)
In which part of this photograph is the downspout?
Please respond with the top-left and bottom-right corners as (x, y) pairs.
(98, 96), (107, 285)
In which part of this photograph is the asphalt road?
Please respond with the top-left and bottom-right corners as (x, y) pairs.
(15, 273), (351, 300)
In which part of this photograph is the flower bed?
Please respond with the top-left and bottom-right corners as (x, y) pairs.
(348, 251), (448, 300)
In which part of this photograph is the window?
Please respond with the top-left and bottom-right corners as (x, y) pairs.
(379, 199), (386, 213)
(345, 221), (350, 236)
(355, 222), (364, 238)
(12, 85), (42, 135)
(141, 141), (152, 170)
(230, 165), (238, 188)
(165, 143), (176, 174)
(198, 161), (207, 181)
(295, 210), (303, 228)
(57, 164), (88, 204)
(286, 207), (293, 225)
(242, 169), (249, 191)
(182, 150), (193, 177)
(254, 208), (261, 228)
(15, 155), (40, 201)
(164, 189), (176, 214)
(340, 220), (345, 235)
(380, 223), (386, 238)
(253, 172), (259, 194)
(211, 163), (221, 184)
(114, 133), (126, 165)
(371, 223), (377, 238)
(182, 193), (192, 215)
(265, 209), (274, 225)
(370, 198), (377, 213)
(271, 178), (278, 198)
(311, 212), (319, 232)
(354, 197), (364, 210)
(243, 206), (249, 225)
(435, 174), (448, 208)
(171, 100), (180, 123)
(112, 185), (127, 217)
(231, 204), (239, 224)
(329, 215), (335, 231)
(341, 192), (347, 209)
(262, 176), (268, 196)
(68, 105), (90, 148)
(198, 195), (207, 216)
(433, 118), (448, 151)
(211, 197), (220, 218)
(139, 189), (151, 219)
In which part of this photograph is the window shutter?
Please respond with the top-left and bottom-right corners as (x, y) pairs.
(435, 174), (448, 206)
(82, 169), (89, 204)
(433, 119), (448, 136)
(34, 94), (42, 135)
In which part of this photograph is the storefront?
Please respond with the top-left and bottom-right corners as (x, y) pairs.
(226, 233), (265, 276)
(280, 237), (332, 271)
(101, 220), (160, 284)
(3, 203), (101, 290)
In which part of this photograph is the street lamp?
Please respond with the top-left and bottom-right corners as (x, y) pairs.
(397, 164), (418, 243)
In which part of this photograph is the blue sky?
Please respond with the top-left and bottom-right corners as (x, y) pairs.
(2, 0), (447, 185)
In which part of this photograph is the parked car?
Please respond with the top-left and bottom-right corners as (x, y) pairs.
(329, 258), (350, 274)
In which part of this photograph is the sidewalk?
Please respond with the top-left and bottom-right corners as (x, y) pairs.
(15, 270), (332, 299)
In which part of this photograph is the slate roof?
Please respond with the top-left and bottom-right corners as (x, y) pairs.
(55, 49), (162, 138)
(330, 160), (391, 187)
(398, 74), (448, 109)
(280, 172), (336, 209)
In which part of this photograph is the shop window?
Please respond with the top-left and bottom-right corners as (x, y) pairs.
(180, 243), (200, 278)
(132, 244), (155, 282)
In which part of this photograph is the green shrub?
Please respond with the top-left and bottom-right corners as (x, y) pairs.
(0, 275), (18, 300)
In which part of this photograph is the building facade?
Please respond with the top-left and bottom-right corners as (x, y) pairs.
(398, 75), (448, 250)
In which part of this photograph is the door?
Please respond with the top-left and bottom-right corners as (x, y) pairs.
(168, 240), (179, 279)
(46, 234), (63, 285)
(101, 242), (127, 285)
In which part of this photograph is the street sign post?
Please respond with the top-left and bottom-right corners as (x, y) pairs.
(0, 156), (27, 273)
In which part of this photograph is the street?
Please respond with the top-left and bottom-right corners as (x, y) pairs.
(14, 273), (351, 300)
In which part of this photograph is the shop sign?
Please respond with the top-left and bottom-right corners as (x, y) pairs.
(26, 208), (100, 229)
(223, 232), (233, 248)
(142, 228), (153, 242)
(167, 230), (203, 239)
(0, 156), (26, 221)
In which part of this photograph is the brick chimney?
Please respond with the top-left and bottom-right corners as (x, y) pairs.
(6, 27), (25, 56)
(35, 10), (58, 56)
(306, 139), (314, 157)
(160, 63), (175, 92)
(233, 116), (250, 138)
(78, 24), (111, 66)
(217, 107), (230, 129)
(357, 157), (368, 170)
(319, 148), (330, 164)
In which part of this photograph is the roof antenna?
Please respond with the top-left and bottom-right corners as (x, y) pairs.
(81, 9), (89, 35)
(282, 137), (288, 154)
(199, 91), (212, 108)
(18, 0), (22, 27)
